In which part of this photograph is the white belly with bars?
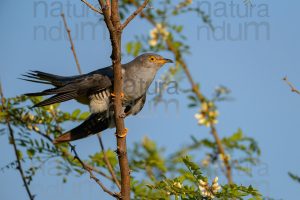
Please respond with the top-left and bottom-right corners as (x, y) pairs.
(89, 90), (111, 113)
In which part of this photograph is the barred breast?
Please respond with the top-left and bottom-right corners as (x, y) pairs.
(89, 89), (111, 113)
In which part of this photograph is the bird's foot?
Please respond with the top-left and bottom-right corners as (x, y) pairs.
(116, 128), (128, 138)
(119, 112), (126, 118)
(110, 92), (125, 99)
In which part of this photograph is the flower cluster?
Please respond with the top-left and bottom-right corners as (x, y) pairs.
(219, 153), (231, 162)
(21, 113), (41, 131)
(199, 177), (221, 199)
(201, 155), (211, 167)
(173, 181), (183, 189)
(149, 23), (170, 47)
(194, 101), (218, 127)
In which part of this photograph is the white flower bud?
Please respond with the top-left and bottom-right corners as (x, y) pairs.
(213, 176), (218, 183)
(199, 179), (207, 186)
(199, 185), (205, 192)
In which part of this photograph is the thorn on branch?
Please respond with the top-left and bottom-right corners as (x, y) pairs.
(283, 76), (300, 95)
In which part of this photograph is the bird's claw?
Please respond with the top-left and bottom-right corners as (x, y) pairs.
(119, 112), (126, 118)
(116, 128), (128, 138)
(111, 92), (125, 99)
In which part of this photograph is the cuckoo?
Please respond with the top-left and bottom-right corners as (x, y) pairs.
(22, 53), (173, 143)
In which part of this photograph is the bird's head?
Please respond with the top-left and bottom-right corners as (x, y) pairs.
(135, 53), (173, 69)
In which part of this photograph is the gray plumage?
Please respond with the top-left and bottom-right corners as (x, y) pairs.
(22, 53), (172, 143)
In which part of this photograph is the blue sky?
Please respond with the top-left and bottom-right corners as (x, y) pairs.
(1, 0), (300, 199)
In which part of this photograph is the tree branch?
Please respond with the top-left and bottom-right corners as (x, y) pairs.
(177, 53), (233, 183)
(0, 82), (35, 200)
(61, 13), (82, 75)
(36, 129), (114, 181)
(61, 11), (122, 190)
(211, 126), (232, 183)
(70, 144), (121, 199)
(102, 0), (131, 198)
(7, 111), (115, 183)
(121, 0), (150, 30)
(95, 0), (151, 198)
(283, 76), (300, 95)
(97, 133), (121, 189)
(131, 2), (233, 184)
(81, 0), (103, 14)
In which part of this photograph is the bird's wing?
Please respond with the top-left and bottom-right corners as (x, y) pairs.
(53, 112), (114, 144)
(23, 68), (113, 107)
(124, 94), (147, 116)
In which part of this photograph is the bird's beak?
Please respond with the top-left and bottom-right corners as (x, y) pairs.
(162, 58), (173, 64)
(155, 57), (173, 65)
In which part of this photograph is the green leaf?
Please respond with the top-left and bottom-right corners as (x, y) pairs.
(79, 112), (90, 120)
(133, 42), (142, 57)
(126, 42), (132, 54)
(26, 149), (35, 159)
(182, 156), (205, 181)
(288, 172), (300, 183)
(17, 150), (23, 160)
(71, 109), (81, 118)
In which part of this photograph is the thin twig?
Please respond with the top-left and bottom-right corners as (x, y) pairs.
(121, 0), (150, 30)
(131, 2), (233, 184)
(0, 82), (35, 200)
(9, 109), (115, 182)
(97, 133), (121, 189)
(60, 13), (82, 75)
(39, 131), (114, 181)
(70, 144), (121, 199)
(283, 76), (300, 95)
(211, 126), (232, 183)
(4, 109), (115, 182)
(81, 0), (103, 14)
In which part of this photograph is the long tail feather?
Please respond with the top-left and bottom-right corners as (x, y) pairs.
(22, 71), (69, 87)
(53, 113), (112, 144)
(32, 91), (77, 107)
(19, 77), (51, 85)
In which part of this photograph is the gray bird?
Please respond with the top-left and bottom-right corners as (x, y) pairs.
(22, 53), (173, 144)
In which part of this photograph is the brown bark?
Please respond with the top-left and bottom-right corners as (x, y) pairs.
(98, 0), (146, 198)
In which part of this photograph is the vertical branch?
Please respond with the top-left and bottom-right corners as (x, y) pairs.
(0, 82), (35, 200)
(98, 0), (130, 198)
(61, 10), (123, 191)
(61, 12), (82, 75)
(95, 1), (149, 199)
(110, 1), (131, 198)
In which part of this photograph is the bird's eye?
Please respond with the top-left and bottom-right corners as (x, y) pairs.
(149, 56), (156, 62)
